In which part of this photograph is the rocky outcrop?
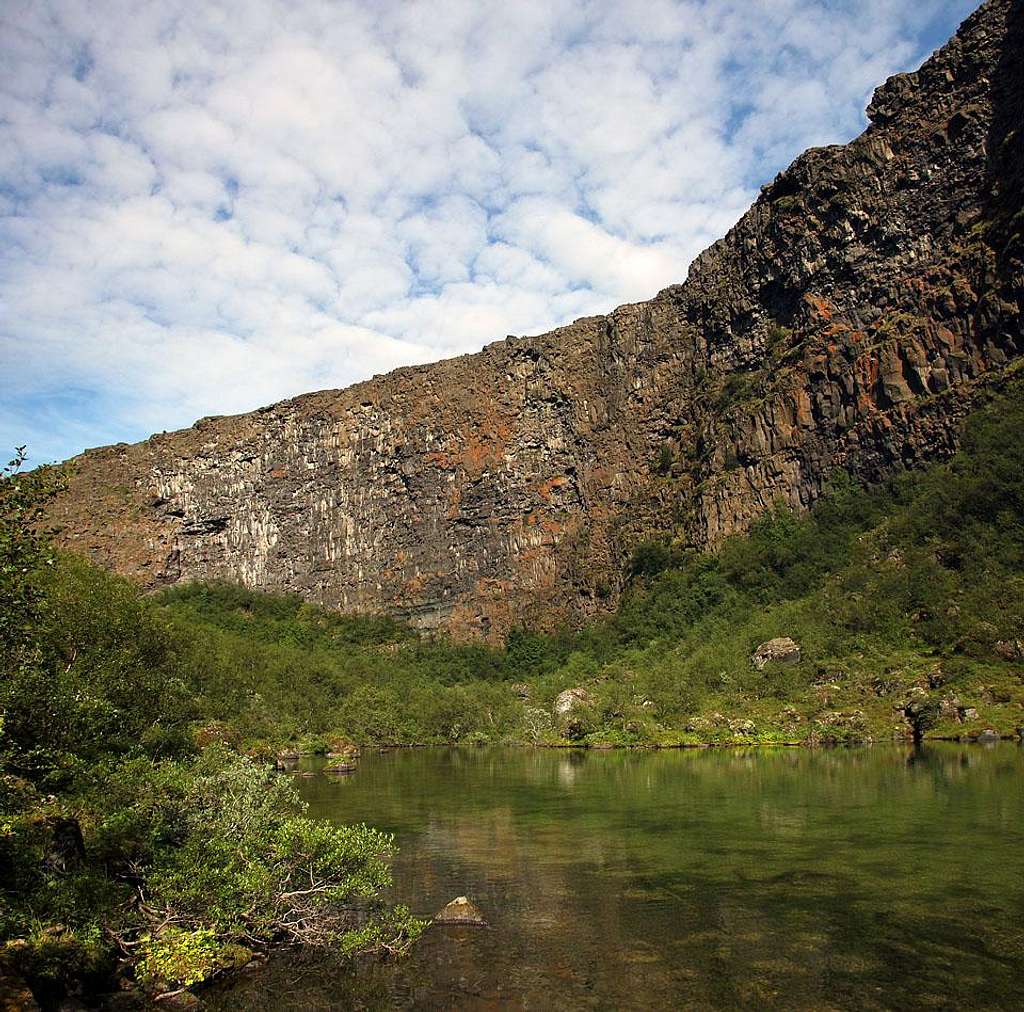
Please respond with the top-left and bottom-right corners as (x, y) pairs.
(752, 638), (802, 671)
(47, 0), (1024, 639)
(553, 688), (594, 717)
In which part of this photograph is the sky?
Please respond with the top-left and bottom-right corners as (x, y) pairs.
(0, 0), (977, 465)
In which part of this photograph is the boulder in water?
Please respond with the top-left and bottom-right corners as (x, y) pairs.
(323, 762), (357, 774)
(276, 750), (300, 770)
(434, 896), (487, 926)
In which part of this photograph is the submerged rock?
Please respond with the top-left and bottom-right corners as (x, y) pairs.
(752, 638), (801, 670)
(434, 896), (487, 926)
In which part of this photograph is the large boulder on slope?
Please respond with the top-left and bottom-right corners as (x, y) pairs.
(751, 638), (801, 670)
(553, 687), (594, 716)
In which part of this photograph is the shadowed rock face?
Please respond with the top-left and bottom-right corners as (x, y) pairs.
(47, 0), (1023, 640)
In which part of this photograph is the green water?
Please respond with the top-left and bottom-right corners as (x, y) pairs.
(209, 745), (1024, 1010)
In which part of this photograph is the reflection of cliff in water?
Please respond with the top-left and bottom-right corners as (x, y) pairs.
(208, 744), (1024, 1011)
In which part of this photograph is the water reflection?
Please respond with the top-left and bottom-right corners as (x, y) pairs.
(209, 744), (1024, 1010)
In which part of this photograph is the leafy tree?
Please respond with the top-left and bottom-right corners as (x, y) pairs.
(0, 447), (63, 667)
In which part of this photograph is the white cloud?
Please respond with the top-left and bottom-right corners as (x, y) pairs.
(0, 0), (977, 464)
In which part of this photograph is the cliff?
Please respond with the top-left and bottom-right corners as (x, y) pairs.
(48, 0), (1023, 639)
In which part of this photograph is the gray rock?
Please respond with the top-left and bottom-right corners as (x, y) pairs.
(752, 637), (801, 670)
(994, 639), (1024, 661)
(939, 694), (962, 719)
(554, 687), (594, 717)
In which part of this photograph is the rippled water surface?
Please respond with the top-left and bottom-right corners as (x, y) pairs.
(209, 744), (1024, 1010)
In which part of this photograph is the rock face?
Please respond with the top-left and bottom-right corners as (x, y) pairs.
(47, 0), (1023, 640)
(752, 638), (802, 671)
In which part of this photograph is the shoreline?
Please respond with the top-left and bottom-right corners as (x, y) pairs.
(281, 733), (1023, 759)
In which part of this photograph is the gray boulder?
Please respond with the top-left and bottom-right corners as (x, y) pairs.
(752, 637), (801, 670)
(554, 687), (594, 716)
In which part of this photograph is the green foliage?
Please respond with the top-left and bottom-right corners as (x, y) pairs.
(713, 369), (762, 412)
(1, 554), (195, 782)
(0, 455), (424, 1005)
(903, 695), (942, 745)
(627, 540), (682, 580)
(137, 927), (220, 989)
(0, 449), (64, 661)
(159, 579), (412, 649)
(655, 443), (674, 476)
(766, 322), (793, 355)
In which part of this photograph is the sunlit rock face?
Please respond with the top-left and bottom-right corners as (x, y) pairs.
(48, 0), (1023, 639)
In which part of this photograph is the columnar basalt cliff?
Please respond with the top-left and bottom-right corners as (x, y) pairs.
(48, 0), (1023, 639)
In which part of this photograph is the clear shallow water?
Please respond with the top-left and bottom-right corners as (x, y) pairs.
(209, 745), (1024, 1010)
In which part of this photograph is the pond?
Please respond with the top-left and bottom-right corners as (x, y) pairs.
(208, 744), (1024, 1010)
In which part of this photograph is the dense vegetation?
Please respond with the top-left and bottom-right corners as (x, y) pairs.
(0, 451), (422, 1009)
(2, 382), (1023, 1005)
